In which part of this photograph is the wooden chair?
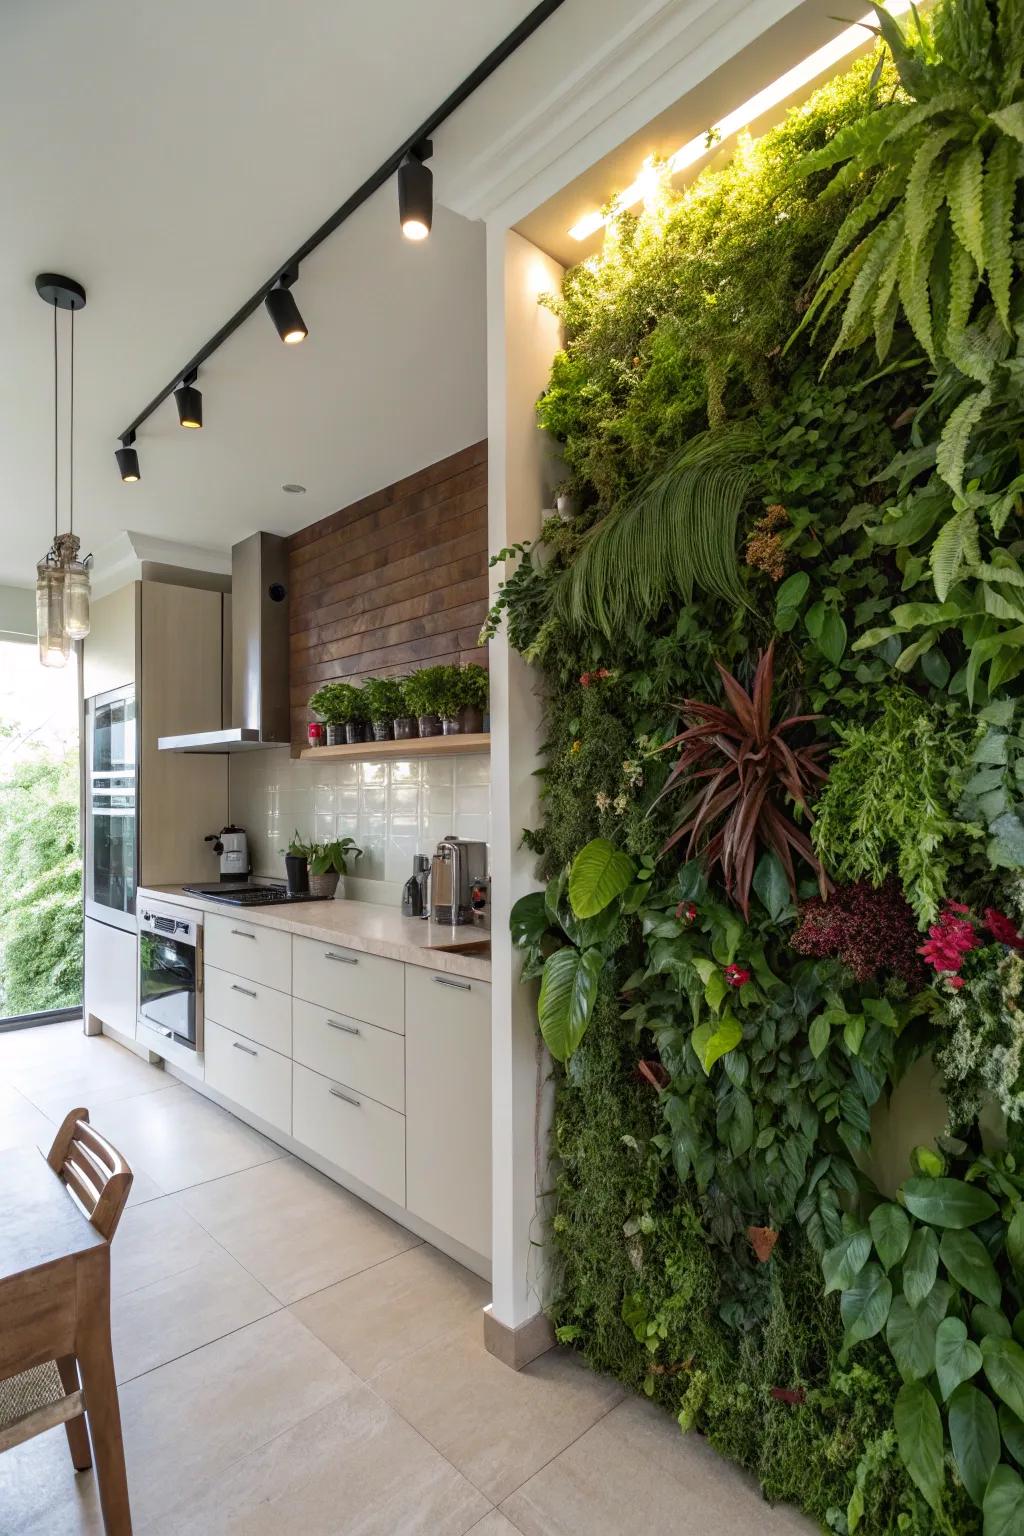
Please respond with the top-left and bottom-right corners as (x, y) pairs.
(0, 1107), (134, 1534)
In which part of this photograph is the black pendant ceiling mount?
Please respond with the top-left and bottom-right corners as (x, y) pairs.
(35, 273), (87, 311)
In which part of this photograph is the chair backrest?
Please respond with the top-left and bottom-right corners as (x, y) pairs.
(46, 1108), (133, 1243)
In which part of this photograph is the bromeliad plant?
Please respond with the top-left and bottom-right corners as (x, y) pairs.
(655, 642), (829, 917)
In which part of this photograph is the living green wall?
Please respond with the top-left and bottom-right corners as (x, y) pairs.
(494, 5), (1024, 1532)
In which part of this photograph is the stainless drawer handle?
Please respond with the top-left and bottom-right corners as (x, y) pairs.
(231, 929), (256, 940)
(329, 1086), (361, 1107)
(325, 951), (357, 965)
(433, 975), (471, 991)
(231, 984), (257, 998)
(232, 1041), (258, 1057)
(326, 1018), (360, 1036)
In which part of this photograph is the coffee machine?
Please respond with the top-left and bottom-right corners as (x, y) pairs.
(204, 825), (251, 882)
(429, 837), (488, 926)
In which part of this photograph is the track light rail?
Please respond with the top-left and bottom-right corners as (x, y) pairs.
(116, 0), (567, 449)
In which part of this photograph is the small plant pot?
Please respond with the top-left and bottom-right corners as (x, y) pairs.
(442, 716), (462, 735)
(344, 721), (366, 745)
(459, 706), (484, 735)
(417, 714), (443, 738)
(308, 870), (340, 900)
(393, 716), (418, 741)
(325, 724), (344, 747)
(371, 720), (393, 742)
(285, 854), (309, 897)
(556, 493), (576, 519)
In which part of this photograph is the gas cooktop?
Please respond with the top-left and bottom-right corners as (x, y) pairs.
(181, 881), (331, 907)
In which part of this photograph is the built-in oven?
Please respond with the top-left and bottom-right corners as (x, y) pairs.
(138, 900), (204, 1051)
(84, 684), (138, 933)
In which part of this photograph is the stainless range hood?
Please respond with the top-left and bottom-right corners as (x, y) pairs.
(159, 532), (291, 753)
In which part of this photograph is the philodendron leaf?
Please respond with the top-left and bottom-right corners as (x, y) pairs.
(947, 1381), (1000, 1509)
(752, 850), (790, 922)
(691, 1011), (742, 1075)
(886, 1282), (950, 1382)
(982, 1335), (1024, 1422)
(1000, 1404), (1024, 1468)
(974, 1304), (1012, 1341)
(983, 1464), (1024, 1535)
(903, 1226), (940, 1309)
(823, 1228), (872, 1294)
(940, 1228), (1003, 1307)
(510, 891), (549, 949)
(1007, 1204), (1024, 1282)
(902, 1176), (998, 1228)
(894, 1379), (946, 1514)
(870, 1202), (912, 1271)
(935, 1316), (983, 1401)
(568, 838), (634, 918)
(537, 946), (603, 1062)
(841, 1262), (892, 1347)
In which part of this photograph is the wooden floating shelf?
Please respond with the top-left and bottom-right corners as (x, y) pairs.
(299, 733), (490, 762)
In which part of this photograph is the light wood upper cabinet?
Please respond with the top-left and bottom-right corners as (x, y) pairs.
(82, 584), (137, 698)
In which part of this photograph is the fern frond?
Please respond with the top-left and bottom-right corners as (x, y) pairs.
(871, 227), (903, 361)
(997, 0), (1024, 103)
(558, 429), (761, 637)
(930, 506), (981, 601)
(884, 91), (977, 142)
(820, 170), (902, 273)
(982, 134), (1021, 329)
(991, 101), (1024, 145)
(936, 384), (993, 497)
(795, 106), (911, 180)
(823, 209), (904, 368)
(905, 124), (964, 253)
(788, 236), (876, 352)
(898, 215), (939, 360)
(934, 0), (994, 83)
(943, 235), (979, 360)
(945, 142), (986, 270)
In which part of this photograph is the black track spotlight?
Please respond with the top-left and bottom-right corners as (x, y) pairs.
(398, 140), (433, 241)
(265, 272), (307, 344)
(115, 432), (140, 483)
(174, 371), (202, 429)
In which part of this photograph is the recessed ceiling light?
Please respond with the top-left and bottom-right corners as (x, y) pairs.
(282, 483), (306, 494)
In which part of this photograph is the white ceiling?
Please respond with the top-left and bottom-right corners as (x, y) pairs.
(0, 0), (559, 589)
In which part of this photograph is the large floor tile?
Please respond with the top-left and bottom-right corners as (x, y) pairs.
(146, 1384), (491, 1535)
(467, 1514), (523, 1535)
(118, 1309), (359, 1528)
(291, 1241), (489, 1378)
(111, 1189), (224, 1298)
(372, 1323), (623, 1504)
(86, 1081), (286, 1192)
(0, 1420), (105, 1536)
(6, 1029), (169, 1121)
(179, 1154), (420, 1303)
(0, 1083), (56, 1152)
(501, 1394), (816, 1535)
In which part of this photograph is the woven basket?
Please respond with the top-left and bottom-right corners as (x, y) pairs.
(308, 871), (340, 900)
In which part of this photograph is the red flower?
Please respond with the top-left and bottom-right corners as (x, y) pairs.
(580, 668), (611, 688)
(946, 976), (966, 990)
(724, 963), (751, 988)
(918, 901), (981, 978)
(579, 672), (591, 687)
(676, 900), (697, 924)
(984, 908), (1024, 949)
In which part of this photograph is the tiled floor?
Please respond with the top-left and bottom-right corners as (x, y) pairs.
(0, 1021), (814, 1534)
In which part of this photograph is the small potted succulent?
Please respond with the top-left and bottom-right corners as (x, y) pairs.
(281, 830), (311, 896)
(457, 663), (489, 734)
(308, 681), (368, 746)
(307, 836), (362, 899)
(403, 666), (453, 738)
(391, 676), (418, 741)
(362, 676), (406, 741)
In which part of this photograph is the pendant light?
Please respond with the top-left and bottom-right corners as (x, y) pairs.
(34, 273), (91, 666)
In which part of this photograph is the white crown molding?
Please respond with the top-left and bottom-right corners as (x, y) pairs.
(440, 0), (805, 230)
(91, 529), (231, 599)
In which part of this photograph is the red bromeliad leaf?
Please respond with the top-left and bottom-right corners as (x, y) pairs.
(656, 643), (829, 918)
(770, 1386), (806, 1405)
(636, 1060), (670, 1091)
(748, 1225), (780, 1262)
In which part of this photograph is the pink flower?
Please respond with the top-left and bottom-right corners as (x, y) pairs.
(984, 908), (1024, 949)
(579, 672), (591, 688)
(676, 900), (697, 924)
(724, 963), (750, 988)
(918, 901), (981, 978)
(947, 976), (966, 990)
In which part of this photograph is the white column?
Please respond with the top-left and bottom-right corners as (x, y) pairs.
(487, 227), (564, 1330)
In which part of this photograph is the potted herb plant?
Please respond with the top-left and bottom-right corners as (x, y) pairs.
(307, 836), (362, 899)
(457, 663), (489, 734)
(362, 676), (406, 741)
(403, 666), (452, 737)
(281, 830), (311, 896)
(391, 676), (418, 741)
(308, 681), (368, 746)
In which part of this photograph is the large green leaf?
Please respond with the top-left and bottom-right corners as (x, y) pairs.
(537, 946), (603, 1062)
(902, 1177), (998, 1229)
(947, 1381), (999, 1508)
(1007, 1205), (1024, 1283)
(895, 1379), (946, 1514)
(841, 1262), (892, 1347)
(983, 1336), (1024, 1423)
(752, 850), (790, 922)
(691, 1011), (742, 1076)
(983, 1464), (1024, 1535)
(903, 1226), (940, 1309)
(510, 891), (549, 950)
(886, 1282), (950, 1382)
(568, 839), (634, 919)
(940, 1228), (1003, 1307)
(823, 1228), (872, 1294)
(871, 1202), (912, 1271)
(1000, 1405), (1024, 1468)
(936, 1316), (983, 1401)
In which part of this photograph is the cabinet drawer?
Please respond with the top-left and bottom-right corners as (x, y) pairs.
(292, 1062), (405, 1207)
(205, 1019), (291, 1134)
(204, 913), (291, 991)
(292, 938), (404, 1034)
(405, 967), (491, 1258)
(205, 966), (291, 1055)
(293, 999), (404, 1113)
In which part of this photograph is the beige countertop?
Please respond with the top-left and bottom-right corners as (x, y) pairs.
(137, 886), (491, 983)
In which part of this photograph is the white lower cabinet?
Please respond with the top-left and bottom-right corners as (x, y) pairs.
(205, 965), (291, 1055)
(205, 1018), (291, 1134)
(405, 968), (492, 1258)
(292, 999), (404, 1113)
(292, 1061), (405, 1207)
(85, 917), (138, 1038)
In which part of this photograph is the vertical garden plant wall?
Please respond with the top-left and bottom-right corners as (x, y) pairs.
(494, 4), (1024, 1531)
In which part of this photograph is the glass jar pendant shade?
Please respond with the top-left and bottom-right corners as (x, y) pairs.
(36, 559), (70, 668)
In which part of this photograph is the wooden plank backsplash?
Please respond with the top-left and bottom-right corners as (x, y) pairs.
(287, 439), (488, 750)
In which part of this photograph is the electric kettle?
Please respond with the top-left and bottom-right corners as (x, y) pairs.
(205, 825), (251, 881)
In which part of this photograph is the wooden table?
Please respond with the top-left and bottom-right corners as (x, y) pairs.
(0, 1144), (131, 1533)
